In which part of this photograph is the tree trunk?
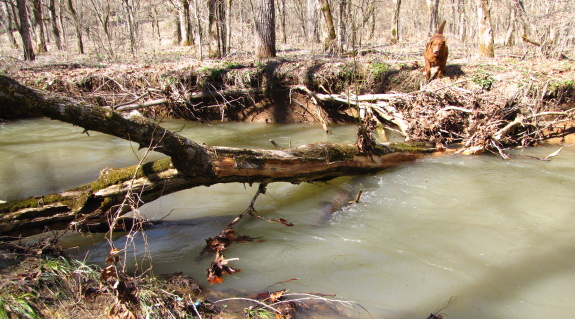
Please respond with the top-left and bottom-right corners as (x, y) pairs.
(254, 0), (276, 57)
(89, 0), (114, 57)
(172, 10), (182, 45)
(337, 0), (347, 52)
(226, 0), (232, 51)
(390, 0), (401, 44)
(0, 75), (434, 238)
(180, 0), (193, 46)
(16, 0), (35, 60)
(66, 0), (84, 54)
(58, 0), (66, 42)
(476, 0), (494, 57)
(150, 6), (162, 45)
(278, 0), (286, 44)
(318, 0), (336, 54)
(306, 0), (319, 43)
(208, 0), (227, 58)
(457, 0), (466, 42)
(504, 5), (516, 46)
(48, 0), (62, 50)
(1, 1), (19, 49)
(426, 0), (439, 35)
(194, 0), (203, 58)
(32, 0), (48, 53)
(121, 0), (138, 55)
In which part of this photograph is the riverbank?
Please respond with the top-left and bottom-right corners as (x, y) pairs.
(1, 238), (361, 318)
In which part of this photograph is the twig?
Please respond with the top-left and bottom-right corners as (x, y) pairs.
(437, 106), (473, 113)
(112, 92), (149, 109)
(269, 139), (283, 149)
(226, 184), (267, 229)
(114, 98), (169, 111)
(212, 298), (283, 315)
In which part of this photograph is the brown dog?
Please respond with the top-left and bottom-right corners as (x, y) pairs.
(424, 20), (448, 82)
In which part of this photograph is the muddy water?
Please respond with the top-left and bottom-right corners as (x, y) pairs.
(2, 118), (575, 318)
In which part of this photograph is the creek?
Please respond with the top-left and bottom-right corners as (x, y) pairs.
(1, 118), (575, 319)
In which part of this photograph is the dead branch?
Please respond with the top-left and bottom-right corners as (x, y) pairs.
(114, 98), (168, 111)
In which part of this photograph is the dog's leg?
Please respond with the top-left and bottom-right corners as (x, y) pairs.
(437, 59), (447, 79)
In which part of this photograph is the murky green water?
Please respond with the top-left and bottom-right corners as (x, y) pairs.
(2, 118), (575, 318)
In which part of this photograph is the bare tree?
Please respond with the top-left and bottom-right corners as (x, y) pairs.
(149, 6), (161, 45)
(89, 0), (114, 57)
(15, 0), (35, 60)
(121, 0), (138, 55)
(337, 0), (347, 52)
(66, 0), (84, 54)
(457, 0), (466, 42)
(179, 0), (193, 46)
(318, 0), (336, 53)
(277, 0), (286, 44)
(254, 0), (276, 57)
(306, 0), (319, 43)
(171, 9), (182, 44)
(476, 0), (494, 57)
(32, 0), (47, 52)
(47, 0), (62, 50)
(426, 0), (439, 35)
(390, 0), (401, 44)
(208, 0), (227, 58)
(1, 1), (19, 49)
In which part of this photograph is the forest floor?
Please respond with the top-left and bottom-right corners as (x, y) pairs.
(1, 45), (575, 318)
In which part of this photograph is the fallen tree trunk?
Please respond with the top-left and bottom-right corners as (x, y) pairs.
(0, 75), (436, 238)
(0, 142), (433, 238)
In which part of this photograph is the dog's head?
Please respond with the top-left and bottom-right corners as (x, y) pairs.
(428, 36), (447, 57)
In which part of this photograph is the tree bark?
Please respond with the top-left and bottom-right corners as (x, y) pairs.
(254, 0), (276, 57)
(476, 0), (494, 57)
(457, 0), (466, 42)
(16, 0), (35, 60)
(318, 0), (336, 53)
(306, 0), (319, 43)
(2, 1), (20, 49)
(32, 0), (48, 53)
(426, 0), (439, 35)
(172, 9), (182, 45)
(180, 0), (193, 46)
(66, 0), (84, 54)
(89, 0), (113, 57)
(208, 0), (227, 58)
(278, 0), (286, 44)
(390, 0), (401, 44)
(48, 0), (62, 50)
(0, 75), (435, 238)
(337, 0), (347, 52)
(121, 0), (138, 55)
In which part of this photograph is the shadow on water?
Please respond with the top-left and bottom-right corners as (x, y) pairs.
(427, 226), (575, 319)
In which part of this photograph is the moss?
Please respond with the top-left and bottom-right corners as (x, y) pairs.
(292, 142), (358, 161)
(0, 193), (70, 214)
(386, 141), (431, 152)
(89, 158), (173, 192)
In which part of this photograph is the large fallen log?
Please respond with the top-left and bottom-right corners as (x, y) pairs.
(0, 75), (437, 238)
(0, 142), (433, 238)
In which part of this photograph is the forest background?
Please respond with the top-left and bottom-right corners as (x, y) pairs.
(1, 0), (574, 64)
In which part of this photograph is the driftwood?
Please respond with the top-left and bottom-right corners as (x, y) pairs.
(0, 76), (435, 238)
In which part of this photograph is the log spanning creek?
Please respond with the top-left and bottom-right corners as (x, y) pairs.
(2, 118), (575, 318)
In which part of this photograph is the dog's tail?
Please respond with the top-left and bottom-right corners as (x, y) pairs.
(436, 20), (446, 34)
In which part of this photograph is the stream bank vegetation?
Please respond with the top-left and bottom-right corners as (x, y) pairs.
(2, 0), (575, 317)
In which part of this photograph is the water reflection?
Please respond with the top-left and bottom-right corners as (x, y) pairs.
(2, 118), (575, 318)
